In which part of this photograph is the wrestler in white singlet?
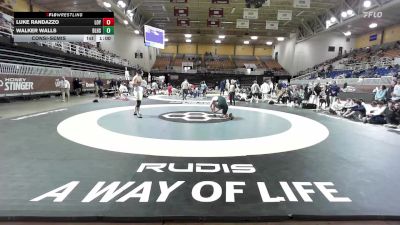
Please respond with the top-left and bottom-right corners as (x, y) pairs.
(132, 72), (144, 118)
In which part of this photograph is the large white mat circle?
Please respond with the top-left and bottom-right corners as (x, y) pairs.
(57, 105), (329, 157)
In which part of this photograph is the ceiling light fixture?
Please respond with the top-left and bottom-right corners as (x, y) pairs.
(363, 0), (372, 8)
(343, 31), (351, 36)
(369, 23), (378, 28)
(250, 36), (258, 40)
(277, 37), (285, 41)
(266, 41), (273, 45)
(165, 38), (169, 42)
(117, 0), (126, 8)
(123, 20), (128, 25)
(184, 34), (192, 38)
(215, 40), (221, 44)
(330, 16), (337, 23)
(134, 30), (140, 34)
(326, 20), (332, 28)
(126, 9), (134, 18)
(103, 2), (111, 8)
(186, 39), (192, 43)
(347, 9), (354, 16)
(218, 35), (225, 39)
(243, 40), (249, 44)
(341, 11), (348, 18)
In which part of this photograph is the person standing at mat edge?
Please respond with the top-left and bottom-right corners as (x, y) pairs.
(210, 96), (232, 119)
(229, 80), (237, 106)
(132, 70), (144, 118)
(181, 79), (189, 100)
(60, 77), (70, 102)
(250, 80), (260, 103)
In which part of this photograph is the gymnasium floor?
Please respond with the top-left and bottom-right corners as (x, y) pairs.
(0, 95), (400, 222)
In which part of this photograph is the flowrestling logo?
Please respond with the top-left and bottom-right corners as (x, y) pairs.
(363, 11), (383, 18)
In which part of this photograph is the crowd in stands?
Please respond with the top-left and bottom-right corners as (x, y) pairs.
(298, 41), (400, 80)
(289, 40), (400, 129)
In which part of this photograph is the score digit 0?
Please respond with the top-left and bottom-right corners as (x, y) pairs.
(102, 18), (115, 26)
(103, 26), (114, 34)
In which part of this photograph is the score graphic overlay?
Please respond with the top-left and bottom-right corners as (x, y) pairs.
(144, 25), (165, 49)
(13, 12), (114, 42)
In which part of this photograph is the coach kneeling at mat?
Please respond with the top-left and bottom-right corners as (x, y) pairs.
(210, 96), (231, 119)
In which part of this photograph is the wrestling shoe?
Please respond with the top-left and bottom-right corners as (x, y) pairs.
(133, 112), (137, 116)
(137, 113), (142, 118)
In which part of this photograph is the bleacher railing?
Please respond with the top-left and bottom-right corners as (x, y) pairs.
(297, 56), (398, 78)
(0, 62), (120, 79)
(0, 23), (12, 38)
(151, 66), (290, 76)
(37, 42), (130, 67)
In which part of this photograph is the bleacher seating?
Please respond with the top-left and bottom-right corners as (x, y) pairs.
(172, 54), (184, 67)
(153, 55), (172, 70)
(205, 55), (235, 70)
(264, 59), (283, 70)
(383, 49), (400, 58)
(151, 52), (290, 76)
(233, 56), (265, 69)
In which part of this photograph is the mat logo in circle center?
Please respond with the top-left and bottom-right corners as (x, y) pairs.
(159, 111), (228, 123)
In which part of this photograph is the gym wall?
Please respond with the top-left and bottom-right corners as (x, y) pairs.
(355, 24), (400, 48)
(355, 30), (383, 49)
(274, 32), (355, 75)
(161, 43), (272, 56)
(100, 23), (157, 71)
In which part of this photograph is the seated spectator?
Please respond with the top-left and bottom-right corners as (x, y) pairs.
(342, 99), (365, 120)
(329, 98), (343, 115)
(341, 98), (356, 115)
(362, 101), (387, 124)
(290, 87), (302, 106)
(392, 80), (400, 102)
(117, 82), (129, 100)
(276, 88), (289, 104)
(374, 85), (388, 102)
(384, 101), (400, 128)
